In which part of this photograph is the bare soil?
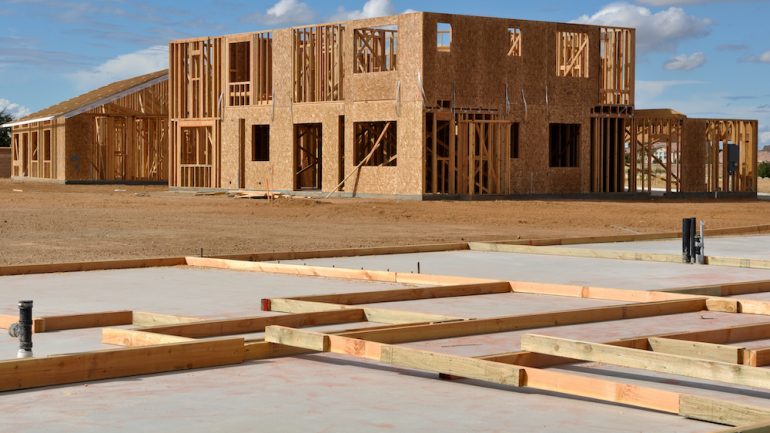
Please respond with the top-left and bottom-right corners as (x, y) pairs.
(1, 178), (769, 266)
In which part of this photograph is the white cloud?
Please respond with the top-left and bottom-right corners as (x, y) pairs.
(248, 0), (315, 25)
(573, 3), (712, 53)
(636, 0), (719, 5)
(0, 98), (30, 119)
(331, 0), (394, 21)
(664, 52), (706, 70)
(69, 45), (167, 91)
(745, 50), (770, 63)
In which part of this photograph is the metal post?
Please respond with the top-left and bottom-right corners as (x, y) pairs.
(682, 218), (689, 262)
(8, 300), (33, 358)
(689, 217), (697, 264)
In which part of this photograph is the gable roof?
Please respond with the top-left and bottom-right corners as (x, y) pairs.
(3, 70), (168, 128)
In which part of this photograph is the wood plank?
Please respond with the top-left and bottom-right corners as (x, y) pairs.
(521, 334), (770, 390)
(747, 348), (770, 367)
(0, 257), (186, 277)
(40, 311), (133, 332)
(138, 309), (367, 338)
(265, 326), (523, 386)
(102, 328), (194, 346)
(710, 419), (770, 433)
(648, 337), (744, 364)
(0, 338), (245, 392)
(132, 311), (204, 326)
(186, 257), (491, 286)
(470, 242), (683, 264)
(329, 298), (706, 344)
(288, 281), (512, 305)
(267, 298), (464, 324)
(680, 395), (770, 427)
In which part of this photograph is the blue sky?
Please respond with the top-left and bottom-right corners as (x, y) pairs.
(1, 0), (769, 146)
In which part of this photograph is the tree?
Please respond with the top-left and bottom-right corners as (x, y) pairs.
(759, 161), (770, 179)
(0, 108), (13, 148)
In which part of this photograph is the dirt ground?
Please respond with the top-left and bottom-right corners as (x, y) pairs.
(1, 178), (770, 265)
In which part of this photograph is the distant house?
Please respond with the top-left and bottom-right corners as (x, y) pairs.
(2, 70), (168, 183)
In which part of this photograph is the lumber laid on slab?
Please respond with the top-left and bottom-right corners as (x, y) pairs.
(289, 281), (512, 304)
(521, 334), (770, 390)
(102, 328), (195, 346)
(140, 309), (367, 338)
(265, 326), (523, 386)
(648, 337), (744, 364)
(0, 338), (245, 392)
(332, 298), (707, 344)
(469, 242), (684, 264)
(267, 298), (464, 324)
(680, 395), (770, 427)
(0, 315), (50, 333)
(0, 257), (186, 277)
(747, 348), (770, 367)
(709, 257), (770, 270)
(665, 280), (770, 297)
(214, 242), (469, 262)
(132, 311), (205, 326)
(484, 320), (770, 366)
(40, 311), (134, 332)
(265, 326), (758, 423)
(710, 419), (770, 433)
(185, 257), (492, 286)
(509, 281), (697, 302)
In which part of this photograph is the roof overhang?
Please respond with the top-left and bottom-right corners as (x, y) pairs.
(2, 116), (56, 128)
(1, 73), (168, 129)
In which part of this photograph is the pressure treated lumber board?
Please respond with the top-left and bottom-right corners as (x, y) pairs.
(0, 338), (245, 392)
(645, 337), (742, 364)
(303, 298), (707, 344)
(102, 328), (195, 346)
(136, 309), (368, 338)
(264, 326), (770, 426)
(710, 419), (770, 433)
(266, 325), (522, 386)
(132, 311), (205, 326)
(185, 257), (494, 286)
(39, 311), (133, 332)
(267, 298), (465, 324)
(469, 242), (684, 264)
(521, 334), (770, 390)
(287, 281), (512, 304)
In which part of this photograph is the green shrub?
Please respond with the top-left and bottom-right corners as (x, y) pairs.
(759, 161), (770, 179)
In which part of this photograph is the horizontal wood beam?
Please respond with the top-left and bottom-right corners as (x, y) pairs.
(0, 338), (245, 392)
(185, 257), (493, 286)
(708, 419), (770, 433)
(267, 298), (464, 324)
(521, 334), (770, 390)
(470, 242), (683, 264)
(508, 281), (696, 303)
(137, 309), (368, 338)
(40, 311), (133, 332)
(287, 281), (512, 305)
(308, 298), (707, 344)
(648, 337), (744, 364)
(102, 328), (195, 346)
(132, 311), (205, 327)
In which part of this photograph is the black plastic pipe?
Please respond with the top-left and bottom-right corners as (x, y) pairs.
(682, 218), (692, 263)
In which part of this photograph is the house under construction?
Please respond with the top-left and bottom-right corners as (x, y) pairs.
(168, 12), (758, 198)
(4, 70), (168, 183)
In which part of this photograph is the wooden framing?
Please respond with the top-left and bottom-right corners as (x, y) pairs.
(599, 27), (634, 105)
(354, 27), (397, 73)
(556, 31), (589, 78)
(704, 119), (758, 193)
(156, 13), (756, 198)
(293, 25), (344, 103)
(424, 111), (512, 196)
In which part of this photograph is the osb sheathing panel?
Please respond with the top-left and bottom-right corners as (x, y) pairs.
(421, 14), (598, 194)
(65, 115), (95, 181)
(681, 118), (707, 192)
(219, 13), (424, 195)
(0, 148), (10, 178)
